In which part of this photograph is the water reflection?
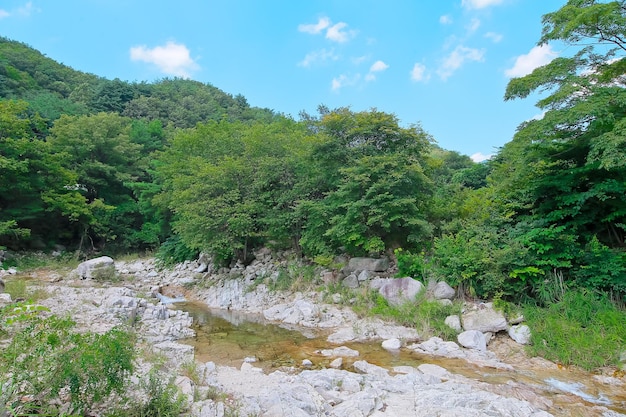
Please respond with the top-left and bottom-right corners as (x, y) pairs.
(178, 302), (626, 415)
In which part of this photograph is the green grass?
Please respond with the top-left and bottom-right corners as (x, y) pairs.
(3, 251), (79, 272)
(267, 262), (319, 292)
(4, 278), (49, 302)
(523, 289), (626, 370)
(351, 289), (462, 340)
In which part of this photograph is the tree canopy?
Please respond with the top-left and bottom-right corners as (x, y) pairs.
(1, 2), (625, 304)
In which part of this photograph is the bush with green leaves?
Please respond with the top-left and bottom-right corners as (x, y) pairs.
(394, 248), (427, 280)
(0, 306), (135, 415)
(524, 290), (626, 371)
(155, 234), (199, 267)
(106, 369), (186, 417)
(352, 290), (461, 340)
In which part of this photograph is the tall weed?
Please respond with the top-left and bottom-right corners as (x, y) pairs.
(353, 290), (461, 340)
(0, 308), (135, 414)
(524, 289), (625, 370)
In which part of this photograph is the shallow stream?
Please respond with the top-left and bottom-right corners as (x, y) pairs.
(179, 302), (626, 416)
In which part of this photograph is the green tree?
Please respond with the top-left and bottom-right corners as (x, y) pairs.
(500, 0), (626, 297)
(48, 113), (146, 251)
(155, 118), (316, 263)
(0, 100), (81, 249)
(299, 108), (434, 256)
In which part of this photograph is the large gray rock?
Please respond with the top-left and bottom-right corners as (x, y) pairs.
(382, 338), (402, 350)
(444, 315), (462, 332)
(458, 330), (487, 351)
(378, 277), (424, 306)
(433, 281), (456, 300)
(74, 256), (115, 280)
(318, 346), (359, 357)
(353, 360), (389, 377)
(263, 299), (321, 326)
(408, 337), (466, 359)
(342, 273), (359, 289)
(462, 307), (508, 333)
(0, 293), (12, 307)
(508, 324), (532, 345)
(344, 257), (389, 273)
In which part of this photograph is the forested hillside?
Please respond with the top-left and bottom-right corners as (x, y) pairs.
(1, 0), (625, 306)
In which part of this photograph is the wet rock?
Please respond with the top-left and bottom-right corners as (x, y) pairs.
(408, 337), (466, 359)
(382, 338), (402, 350)
(318, 346), (359, 357)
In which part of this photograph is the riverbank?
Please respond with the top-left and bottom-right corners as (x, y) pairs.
(1, 254), (625, 416)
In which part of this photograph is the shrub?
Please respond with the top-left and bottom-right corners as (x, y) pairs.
(112, 370), (186, 417)
(353, 290), (461, 340)
(155, 234), (199, 267)
(0, 309), (135, 414)
(524, 290), (626, 370)
(394, 248), (426, 280)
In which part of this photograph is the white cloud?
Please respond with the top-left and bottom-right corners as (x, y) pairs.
(298, 17), (331, 34)
(130, 41), (199, 78)
(298, 48), (338, 67)
(531, 111), (546, 121)
(462, 0), (504, 9)
(326, 22), (355, 43)
(466, 18), (481, 33)
(505, 44), (557, 78)
(437, 45), (485, 80)
(17, 1), (37, 16)
(331, 73), (361, 91)
(365, 60), (389, 81)
(410, 63), (429, 82)
(0, 1), (40, 18)
(352, 55), (369, 65)
(370, 60), (389, 73)
(440, 15), (453, 25)
(470, 152), (493, 162)
(299, 17), (356, 43)
(485, 32), (503, 43)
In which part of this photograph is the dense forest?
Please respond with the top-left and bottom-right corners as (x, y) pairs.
(1, 0), (625, 304)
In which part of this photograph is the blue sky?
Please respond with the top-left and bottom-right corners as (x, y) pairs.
(1, 0), (566, 161)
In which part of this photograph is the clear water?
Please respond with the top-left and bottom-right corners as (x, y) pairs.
(179, 302), (626, 416)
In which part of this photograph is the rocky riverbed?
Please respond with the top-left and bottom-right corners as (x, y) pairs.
(1, 252), (625, 417)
